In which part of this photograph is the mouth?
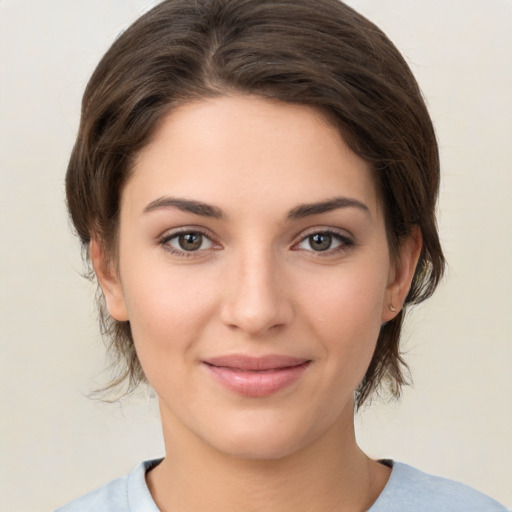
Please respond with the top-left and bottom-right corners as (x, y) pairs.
(202, 354), (311, 397)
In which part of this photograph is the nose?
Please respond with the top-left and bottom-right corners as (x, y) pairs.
(220, 249), (293, 336)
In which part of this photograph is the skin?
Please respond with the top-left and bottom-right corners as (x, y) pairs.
(91, 95), (421, 512)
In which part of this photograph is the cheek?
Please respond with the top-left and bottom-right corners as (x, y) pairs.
(303, 262), (387, 326)
(119, 261), (219, 378)
(299, 263), (388, 370)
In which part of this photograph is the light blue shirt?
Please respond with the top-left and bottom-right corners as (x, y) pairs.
(55, 459), (509, 511)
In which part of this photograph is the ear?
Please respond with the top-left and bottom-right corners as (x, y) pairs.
(382, 226), (422, 322)
(89, 238), (129, 322)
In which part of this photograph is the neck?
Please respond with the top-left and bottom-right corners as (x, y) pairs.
(147, 400), (390, 512)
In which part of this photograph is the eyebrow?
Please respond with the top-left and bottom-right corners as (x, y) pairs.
(287, 196), (370, 219)
(142, 195), (370, 220)
(143, 197), (225, 219)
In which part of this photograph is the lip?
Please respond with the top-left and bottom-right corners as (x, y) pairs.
(202, 354), (311, 397)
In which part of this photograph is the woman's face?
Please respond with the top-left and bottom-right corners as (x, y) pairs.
(96, 95), (417, 459)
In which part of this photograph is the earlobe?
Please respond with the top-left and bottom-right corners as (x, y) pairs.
(382, 227), (422, 322)
(89, 239), (129, 322)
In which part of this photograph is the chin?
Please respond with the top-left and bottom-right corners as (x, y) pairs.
(200, 411), (328, 461)
(216, 432), (308, 461)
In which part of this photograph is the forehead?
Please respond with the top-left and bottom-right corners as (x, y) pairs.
(126, 94), (379, 219)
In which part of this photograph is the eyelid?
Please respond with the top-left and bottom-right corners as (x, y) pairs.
(294, 226), (353, 242)
(158, 225), (213, 241)
(158, 226), (222, 256)
(291, 227), (355, 253)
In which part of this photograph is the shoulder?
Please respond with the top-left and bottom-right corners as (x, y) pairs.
(370, 461), (509, 512)
(54, 474), (129, 512)
(54, 459), (162, 512)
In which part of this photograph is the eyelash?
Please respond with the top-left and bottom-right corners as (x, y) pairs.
(293, 229), (354, 256)
(158, 228), (354, 258)
(158, 228), (218, 258)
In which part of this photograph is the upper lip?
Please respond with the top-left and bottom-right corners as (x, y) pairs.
(203, 354), (310, 371)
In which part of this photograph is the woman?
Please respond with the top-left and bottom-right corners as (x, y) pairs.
(56, 0), (507, 510)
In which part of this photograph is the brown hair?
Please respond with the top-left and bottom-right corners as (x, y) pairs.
(66, 0), (445, 406)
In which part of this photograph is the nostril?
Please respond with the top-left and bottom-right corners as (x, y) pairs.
(220, 302), (290, 335)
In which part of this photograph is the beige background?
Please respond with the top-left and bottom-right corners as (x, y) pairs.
(0, 0), (511, 510)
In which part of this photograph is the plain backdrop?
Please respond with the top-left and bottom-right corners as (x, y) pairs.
(0, 1), (511, 510)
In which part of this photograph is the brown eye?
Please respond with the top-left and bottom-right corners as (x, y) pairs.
(295, 230), (352, 254)
(178, 232), (203, 251)
(163, 231), (214, 253)
(308, 233), (333, 251)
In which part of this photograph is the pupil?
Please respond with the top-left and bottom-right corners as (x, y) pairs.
(179, 233), (202, 251)
(310, 233), (331, 251)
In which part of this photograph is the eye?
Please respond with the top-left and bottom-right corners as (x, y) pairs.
(161, 230), (215, 254)
(295, 230), (352, 253)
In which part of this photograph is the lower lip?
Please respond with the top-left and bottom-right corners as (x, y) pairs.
(204, 362), (310, 397)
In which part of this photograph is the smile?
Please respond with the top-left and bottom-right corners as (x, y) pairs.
(203, 355), (311, 397)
